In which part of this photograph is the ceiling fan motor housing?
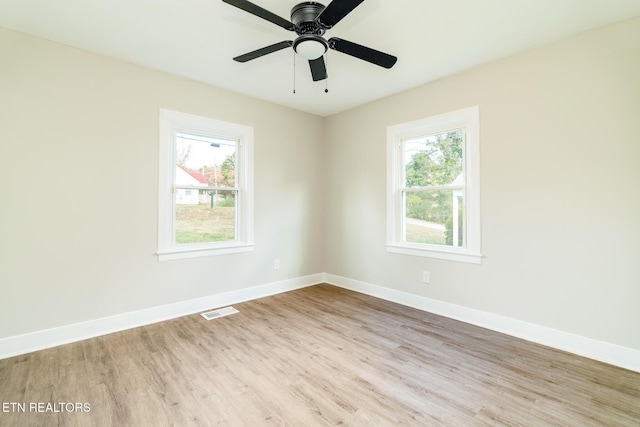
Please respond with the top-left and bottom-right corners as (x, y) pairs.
(291, 2), (326, 35)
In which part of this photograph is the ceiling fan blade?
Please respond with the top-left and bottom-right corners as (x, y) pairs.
(328, 37), (397, 69)
(316, 0), (365, 29)
(308, 57), (327, 81)
(233, 41), (293, 62)
(222, 0), (295, 31)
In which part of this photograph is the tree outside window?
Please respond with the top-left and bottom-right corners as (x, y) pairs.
(403, 129), (464, 247)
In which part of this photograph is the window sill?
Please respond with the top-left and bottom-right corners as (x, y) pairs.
(386, 244), (482, 264)
(157, 243), (255, 261)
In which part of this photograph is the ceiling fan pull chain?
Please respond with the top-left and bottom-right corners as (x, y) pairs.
(325, 52), (329, 93)
(293, 50), (296, 94)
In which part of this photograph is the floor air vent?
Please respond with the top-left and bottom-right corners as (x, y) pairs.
(200, 306), (239, 320)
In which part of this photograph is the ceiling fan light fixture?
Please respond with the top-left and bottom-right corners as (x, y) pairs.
(293, 36), (328, 60)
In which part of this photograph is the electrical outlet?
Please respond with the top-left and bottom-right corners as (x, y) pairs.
(273, 259), (280, 270)
(422, 271), (430, 284)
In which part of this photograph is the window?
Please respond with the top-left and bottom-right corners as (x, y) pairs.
(387, 106), (481, 264)
(158, 109), (254, 261)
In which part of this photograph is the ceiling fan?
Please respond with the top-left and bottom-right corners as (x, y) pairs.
(222, 0), (398, 81)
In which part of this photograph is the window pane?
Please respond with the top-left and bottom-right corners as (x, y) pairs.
(404, 129), (463, 187)
(175, 190), (237, 244)
(404, 189), (464, 247)
(174, 131), (238, 244)
(176, 131), (237, 188)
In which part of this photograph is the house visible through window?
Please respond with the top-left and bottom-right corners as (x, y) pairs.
(174, 131), (237, 244)
(387, 106), (481, 264)
(158, 109), (254, 261)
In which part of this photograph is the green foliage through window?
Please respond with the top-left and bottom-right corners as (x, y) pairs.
(403, 130), (464, 246)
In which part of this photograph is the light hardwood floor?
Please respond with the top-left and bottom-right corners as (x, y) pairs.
(1, 284), (639, 426)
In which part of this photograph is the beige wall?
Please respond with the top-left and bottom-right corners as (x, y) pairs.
(0, 27), (325, 338)
(324, 17), (640, 350)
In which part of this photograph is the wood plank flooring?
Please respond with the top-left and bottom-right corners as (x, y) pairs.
(1, 284), (639, 426)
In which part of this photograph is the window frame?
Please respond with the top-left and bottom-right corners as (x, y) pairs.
(158, 109), (254, 261)
(386, 106), (481, 264)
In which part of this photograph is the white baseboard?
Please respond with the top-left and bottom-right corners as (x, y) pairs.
(3, 272), (639, 373)
(0, 273), (323, 360)
(324, 273), (640, 373)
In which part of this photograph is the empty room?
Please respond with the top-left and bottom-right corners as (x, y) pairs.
(1, 0), (639, 425)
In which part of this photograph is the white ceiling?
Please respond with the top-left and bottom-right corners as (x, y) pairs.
(1, 0), (639, 117)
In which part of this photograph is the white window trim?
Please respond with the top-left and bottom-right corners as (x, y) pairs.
(157, 109), (254, 261)
(386, 106), (482, 264)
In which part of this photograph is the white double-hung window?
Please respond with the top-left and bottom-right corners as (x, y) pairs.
(158, 109), (254, 261)
(387, 106), (481, 264)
